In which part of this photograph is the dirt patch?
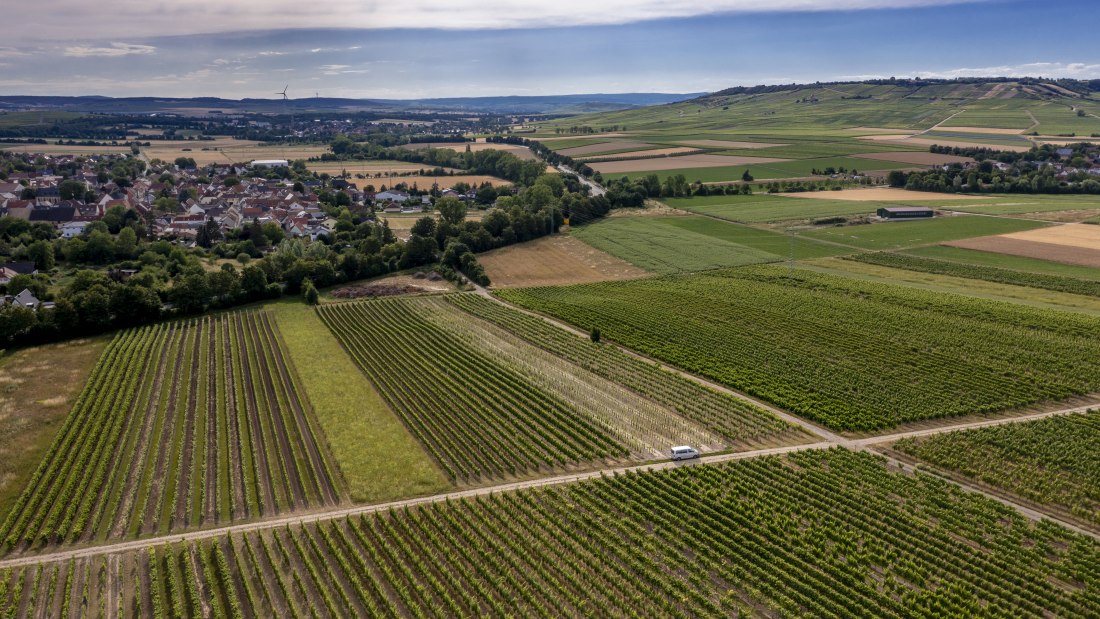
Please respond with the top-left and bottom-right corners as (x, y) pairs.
(945, 236), (1100, 268)
(577, 147), (700, 160)
(557, 141), (655, 157)
(852, 152), (974, 165)
(479, 235), (650, 287)
(330, 273), (453, 298)
(677, 140), (788, 149)
(591, 154), (789, 174)
(610, 200), (692, 217)
(777, 188), (989, 202)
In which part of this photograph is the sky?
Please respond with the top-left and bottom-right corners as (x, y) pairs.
(1, 0), (1098, 99)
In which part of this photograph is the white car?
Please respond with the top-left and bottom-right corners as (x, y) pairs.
(670, 446), (700, 461)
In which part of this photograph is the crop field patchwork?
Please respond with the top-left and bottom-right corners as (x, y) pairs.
(0, 312), (343, 553)
(319, 295), (803, 482)
(499, 266), (1100, 430)
(896, 411), (1100, 528)
(4, 449), (1100, 617)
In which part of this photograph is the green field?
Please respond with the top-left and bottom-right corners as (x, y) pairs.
(499, 266), (1100, 430)
(274, 303), (449, 503)
(611, 156), (914, 184)
(571, 215), (846, 273)
(5, 448), (1099, 617)
(897, 411), (1100, 527)
(665, 193), (884, 223)
(942, 194), (1100, 217)
(803, 215), (1046, 250)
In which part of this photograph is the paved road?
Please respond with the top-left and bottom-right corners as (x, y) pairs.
(2, 291), (1097, 568)
(556, 164), (606, 196)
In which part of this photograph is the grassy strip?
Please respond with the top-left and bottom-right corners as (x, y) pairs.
(273, 301), (449, 503)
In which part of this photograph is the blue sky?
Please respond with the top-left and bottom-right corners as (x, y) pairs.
(1, 0), (1098, 98)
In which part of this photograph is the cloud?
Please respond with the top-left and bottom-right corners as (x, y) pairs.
(0, 47), (30, 58)
(10, 1), (987, 42)
(911, 62), (1100, 80)
(63, 42), (156, 57)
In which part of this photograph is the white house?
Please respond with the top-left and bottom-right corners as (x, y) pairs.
(60, 221), (92, 239)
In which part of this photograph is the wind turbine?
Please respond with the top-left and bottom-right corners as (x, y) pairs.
(275, 85), (294, 140)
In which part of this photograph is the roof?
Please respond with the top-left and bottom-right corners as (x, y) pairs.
(1, 261), (37, 275)
(879, 206), (933, 213)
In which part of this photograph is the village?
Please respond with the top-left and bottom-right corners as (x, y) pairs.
(0, 150), (498, 244)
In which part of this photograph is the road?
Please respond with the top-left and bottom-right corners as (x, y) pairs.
(556, 164), (606, 196)
(2, 288), (1097, 569)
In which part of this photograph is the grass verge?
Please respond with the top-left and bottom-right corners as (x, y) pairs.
(273, 301), (450, 503)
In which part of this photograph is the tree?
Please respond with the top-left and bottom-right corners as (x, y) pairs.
(115, 227), (138, 259)
(240, 265), (269, 300)
(590, 327), (601, 343)
(436, 197), (467, 226)
(108, 284), (161, 327)
(401, 234), (437, 268)
(196, 220), (222, 248)
(742, 169), (754, 182)
(169, 272), (210, 314)
(410, 216), (436, 237)
(58, 179), (87, 201)
(0, 303), (36, 344)
(301, 278), (319, 305)
(27, 240), (55, 271)
(887, 170), (908, 188)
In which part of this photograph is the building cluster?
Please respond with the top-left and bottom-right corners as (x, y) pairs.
(0, 152), (468, 243)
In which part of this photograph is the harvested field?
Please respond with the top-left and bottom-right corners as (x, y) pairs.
(306, 160), (458, 176)
(778, 187), (989, 201)
(577, 146), (700, 160)
(1000, 223), (1100, 250)
(590, 154), (789, 174)
(0, 311), (343, 554)
(479, 235), (651, 287)
(852, 151), (974, 165)
(677, 139), (788, 149)
(945, 236), (1100, 268)
(398, 141), (537, 160)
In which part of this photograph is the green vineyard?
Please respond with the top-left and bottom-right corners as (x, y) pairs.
(897, 410), (1100, 527)
(499, 265), (1100, 430)
(318, 298), (628, 483)
(443, 293), (801, 445)
(0, 312), (343, 553)
(3, 449), (1098, 617)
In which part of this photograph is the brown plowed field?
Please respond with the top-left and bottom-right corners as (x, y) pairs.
(479, 235), (650, 287)
(591, 154), (789, 174)
(945, 235), (1100, 268)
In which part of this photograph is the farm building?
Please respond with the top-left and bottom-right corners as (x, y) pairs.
(877, 206), (933, 219)
(250, 159), (289, 168)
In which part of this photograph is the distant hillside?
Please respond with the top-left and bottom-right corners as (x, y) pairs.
(0, 92), (698, 116)
(533, 79), (1100, 136)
